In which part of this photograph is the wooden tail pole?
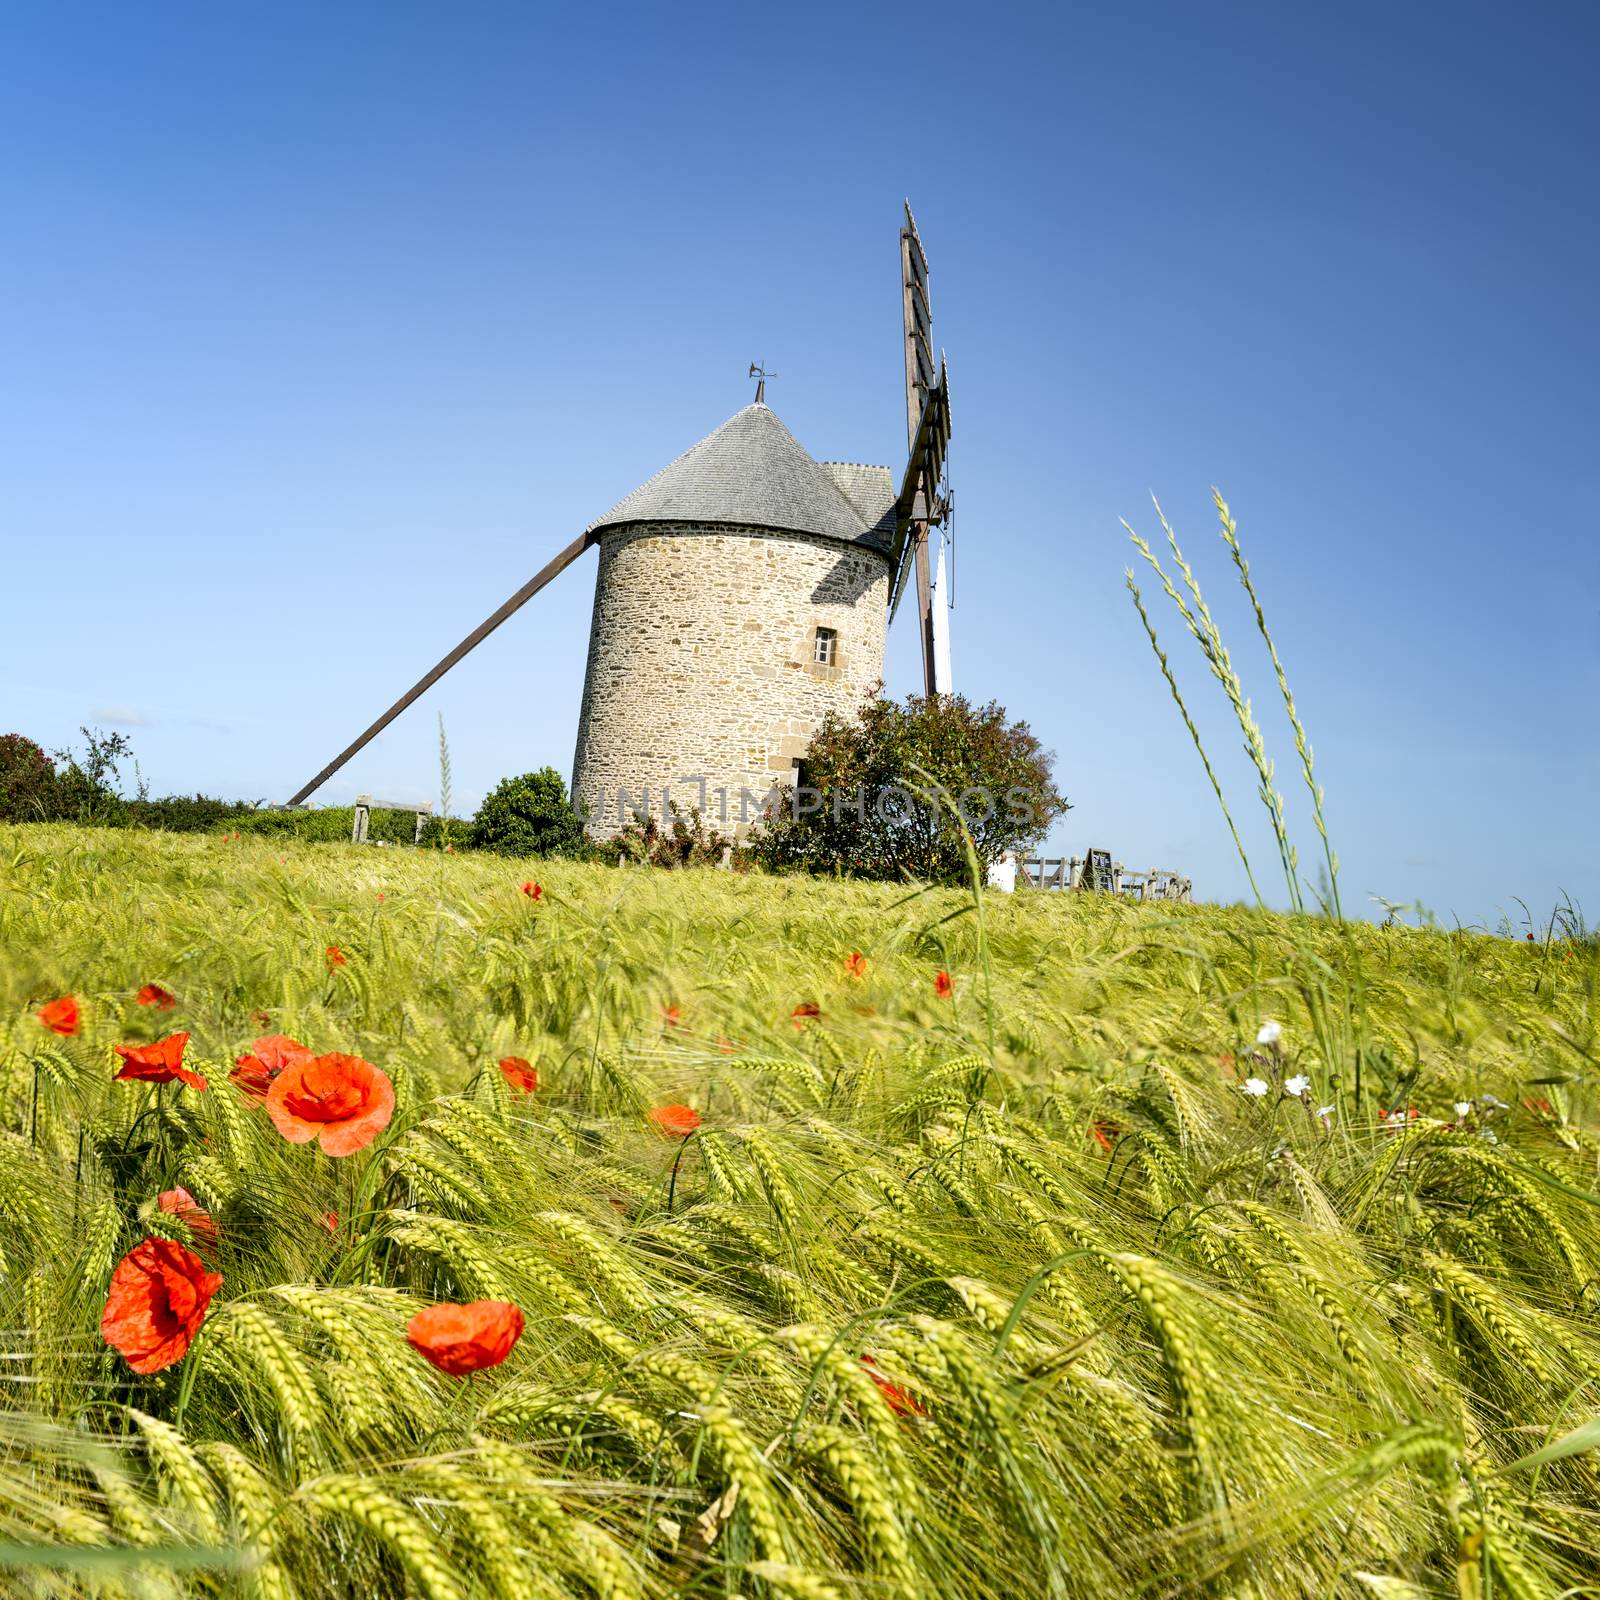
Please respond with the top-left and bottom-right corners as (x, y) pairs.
(286, 530), (596, 807)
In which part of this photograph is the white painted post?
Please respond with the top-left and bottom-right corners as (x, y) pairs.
(986, 851), (1016, 893)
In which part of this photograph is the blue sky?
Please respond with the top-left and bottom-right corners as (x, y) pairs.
(2, 1), (1595, 929)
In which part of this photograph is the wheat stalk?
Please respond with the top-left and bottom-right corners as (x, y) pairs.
(301, 1473), (469, 1600)
(1127, 502), (1302, 911)
(1124, 567), (1263, 905)
(1213, 489), (1342, 919)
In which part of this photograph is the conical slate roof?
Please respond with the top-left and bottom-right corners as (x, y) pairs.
(588, 403), (893, 551)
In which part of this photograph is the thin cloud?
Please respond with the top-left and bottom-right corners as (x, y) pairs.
(92, 705), (151, 728)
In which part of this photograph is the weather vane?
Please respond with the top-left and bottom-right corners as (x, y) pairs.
(748, 361), (776, 404)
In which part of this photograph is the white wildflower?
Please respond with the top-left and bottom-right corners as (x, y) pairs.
(1453, 1101), (1472, 1119)
(1256, 1020), (1282, 1046)
(1242, 1077), (1270, 1098)
(1284, 1074), (1310, 1098)
(1479, 1128), (1499, 1144)
(1316, 1104), (1335, 1121)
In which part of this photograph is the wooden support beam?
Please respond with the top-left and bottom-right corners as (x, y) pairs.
(287, 530), (597, 807)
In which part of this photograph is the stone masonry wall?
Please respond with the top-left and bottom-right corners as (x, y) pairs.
(571, 521), (889, 838)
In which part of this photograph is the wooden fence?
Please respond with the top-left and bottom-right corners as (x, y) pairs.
(1020, 853), (1192, 902)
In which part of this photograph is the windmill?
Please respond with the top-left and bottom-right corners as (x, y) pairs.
(286, 204), (956, 825)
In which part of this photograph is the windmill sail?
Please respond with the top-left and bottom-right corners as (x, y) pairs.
(886, 203), (952, 697)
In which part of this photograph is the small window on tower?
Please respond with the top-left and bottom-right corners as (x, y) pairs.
(813, 627), (838, 667)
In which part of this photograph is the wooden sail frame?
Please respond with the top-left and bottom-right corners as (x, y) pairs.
(885, 203), (953, 698)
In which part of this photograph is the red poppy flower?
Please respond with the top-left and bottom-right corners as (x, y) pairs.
(158, 1186), (219, 1248)
(325, 945), (347, 970)
(406, 1300), (525, 1375)
(498, 1056), (540, 1093)
(791, 1003), (821, 1030)
(114, 1033), (206, 1091)
(229, 1057), (272, 1097)
(136, 984), (177, 1011)
(843, 951), (867, 979)
(1091, 1122), (1117, 1153)
(322, 1210), (340, 1233)
(100, 1238), (223, 1374)
(934, 970), (954, 1000)
(250, 1010), (272, 1027)
(38, 995), (78, 1036)
(375, 892), (386, 903)
(520, 881), (542, 900)
(718, 1037), (735, 1054)
(1523, 1097), (1554, 1115)
(265, 1052), (395, 1157)
(648, 1104), (701, 1137)
(230, 1034), (314, 1101)
(861, 1355), (926, 1418)
(662, 1005), (682, 1027)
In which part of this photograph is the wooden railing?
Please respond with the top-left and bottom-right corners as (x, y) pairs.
(1020, 853), (1192, 902)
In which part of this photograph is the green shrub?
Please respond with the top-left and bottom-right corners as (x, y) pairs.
(0, 734), (60, 823)
(123, 795), (264, 832)
(469, 768), (585, 858)
(50, 727), (132, 826)
(591, 802), (735, 869)
(750, 692), (1068, 885)
(231, 806), (427, 845)
(418, 815), (470, 850)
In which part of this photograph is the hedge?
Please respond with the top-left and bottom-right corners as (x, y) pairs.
(229, 807), (454, 847)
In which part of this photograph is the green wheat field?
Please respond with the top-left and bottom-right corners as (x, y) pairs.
(3, 825), (1598, 1599)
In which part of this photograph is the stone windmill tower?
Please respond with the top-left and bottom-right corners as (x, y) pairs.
(569, 400), (896, 834)
(287, 206), (953, 834)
